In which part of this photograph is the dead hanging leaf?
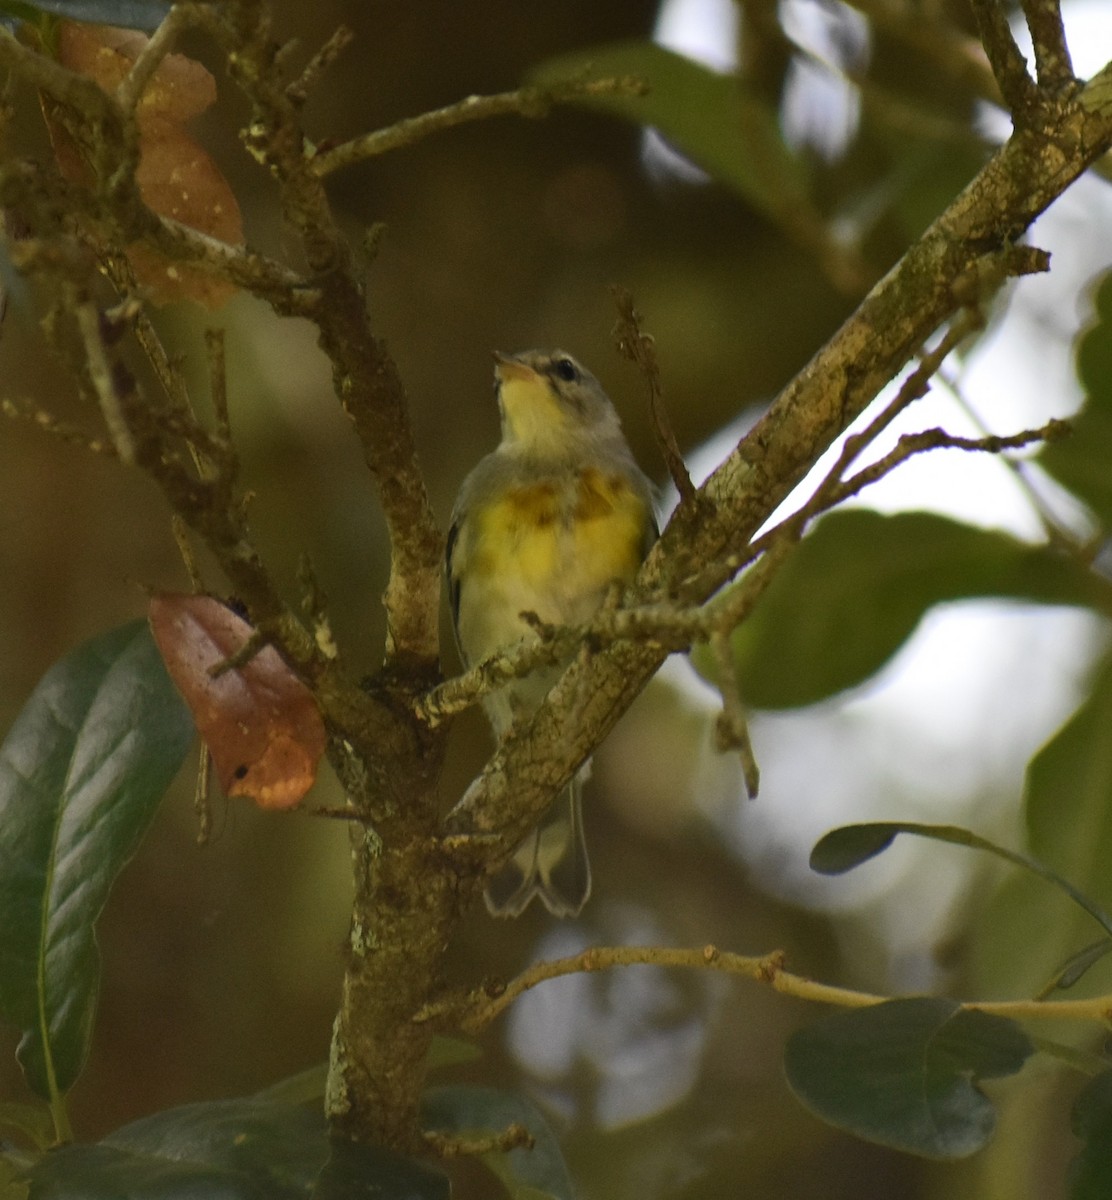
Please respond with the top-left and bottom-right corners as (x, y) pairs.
(149, 593), (326, 811)
(48, 22), (243, 309)
(58, 24), (216, 117)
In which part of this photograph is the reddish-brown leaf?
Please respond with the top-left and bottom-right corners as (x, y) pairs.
(126, 112), (243, 308)
(58, 23), (216, 117)
(148, 593), (326, 810)
(50, 22), (243, 308)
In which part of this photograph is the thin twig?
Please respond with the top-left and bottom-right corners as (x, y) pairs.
(418, 600), (702, 726)
(74, 295), (135, 464)
(194, 745), (213, 846)
(0, 396), (116, 456)
(419, 629), (578, 727)
(0, 24), (113, 115)
(454, 942), (1112, 1034)
(170, 514), (205, 591)
(422, 1124), (534, 1158)
(206, 327), (230, 443)
(285, 24), (354, 105)
(298, 554), (340, 661)
(969, 0), (1041, 119)
(611, 286), (695, 504)
(675, 310), (983, 607)
(828, 311), (985, 485)
(311, 76), (647, 177)
(125, 297), (227, 479)
(832, 419), (1070, 506)
(149, 216), (315, 308)
(1020, 0), (1075, 91)
(710, 628), (759, 797)
(115, 5), (203, 114)
(132, 306), (194, 418)
(940, 366), (1088, 553)
(208, 627), (268, 678)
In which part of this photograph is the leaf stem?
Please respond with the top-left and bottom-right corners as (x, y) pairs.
(1026, 1032), (1109, 1076)
(48, 1091), (72, 1145)
(839, 823), (1112, 942)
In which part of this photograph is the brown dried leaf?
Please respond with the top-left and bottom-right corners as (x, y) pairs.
(148, 593), (326, 811)
(124, 238), (238, 309)
(51, 22), (243, 308)
(58, 23), (216, 119)
(135, 115), (238, 235)
(128, 113), (242, 307)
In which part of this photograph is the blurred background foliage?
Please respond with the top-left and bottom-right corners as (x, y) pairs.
(2, 0), (1112, 1196)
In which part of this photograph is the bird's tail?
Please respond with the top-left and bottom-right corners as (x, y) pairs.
(484, 776), (590, 918)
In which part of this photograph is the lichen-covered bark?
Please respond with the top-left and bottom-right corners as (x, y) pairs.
(327, 821), (480, 1149)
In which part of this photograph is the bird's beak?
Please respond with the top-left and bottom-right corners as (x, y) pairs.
(493, 351), (538, 385)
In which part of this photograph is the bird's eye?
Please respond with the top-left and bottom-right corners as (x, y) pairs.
(552, 357), (579, 383)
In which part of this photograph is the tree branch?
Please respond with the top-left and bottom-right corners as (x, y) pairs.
(444, 57), (1112, 863)
(285, 24), (355, 106)
(1020, 0), (1075, 92)
(832, 418), (1070, 508)
(450, 943), (1112, 1033)
(114, 3), (207, 114)
(210, 3), (444, 670)
(969, 0), (1041, 120)
(310, 76), (647, 177)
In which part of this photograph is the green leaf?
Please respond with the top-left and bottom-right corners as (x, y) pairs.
(313, 1139), (450, 1200)
(784, 998), (1033, 1159)
(423, 1086), (573, 1200)
(1028, 637), (1112, 883)
(529, 41), (815, 229)
(0, 1101), (54, 1151)
(21, 1098), (449, 1199)
(808, 823), (899, 873)
(26, 1100), (325, 1199)
(1070, 1071), (1112, 1200)
(966, 651), (1112, 1001)
(1007, 652), (1112, 995)
(810, 821), (1112, 955)
(426, 1035), (482, 1072)
(252, 1062), (328, 1107)
(0, 1153), (30, 1200)
(710, 510), (1111, 709)
(1042, 268), (1112, 529)
(1046, 938), (1112, 993)
(0, 622), (194, 1103)
(0, 0), (171, 29)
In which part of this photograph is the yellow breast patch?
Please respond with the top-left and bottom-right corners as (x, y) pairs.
(472, 469), (648, 600)
(570, 468), (647, 583)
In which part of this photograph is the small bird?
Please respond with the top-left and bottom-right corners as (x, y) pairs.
(447, 349), (657, 917)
